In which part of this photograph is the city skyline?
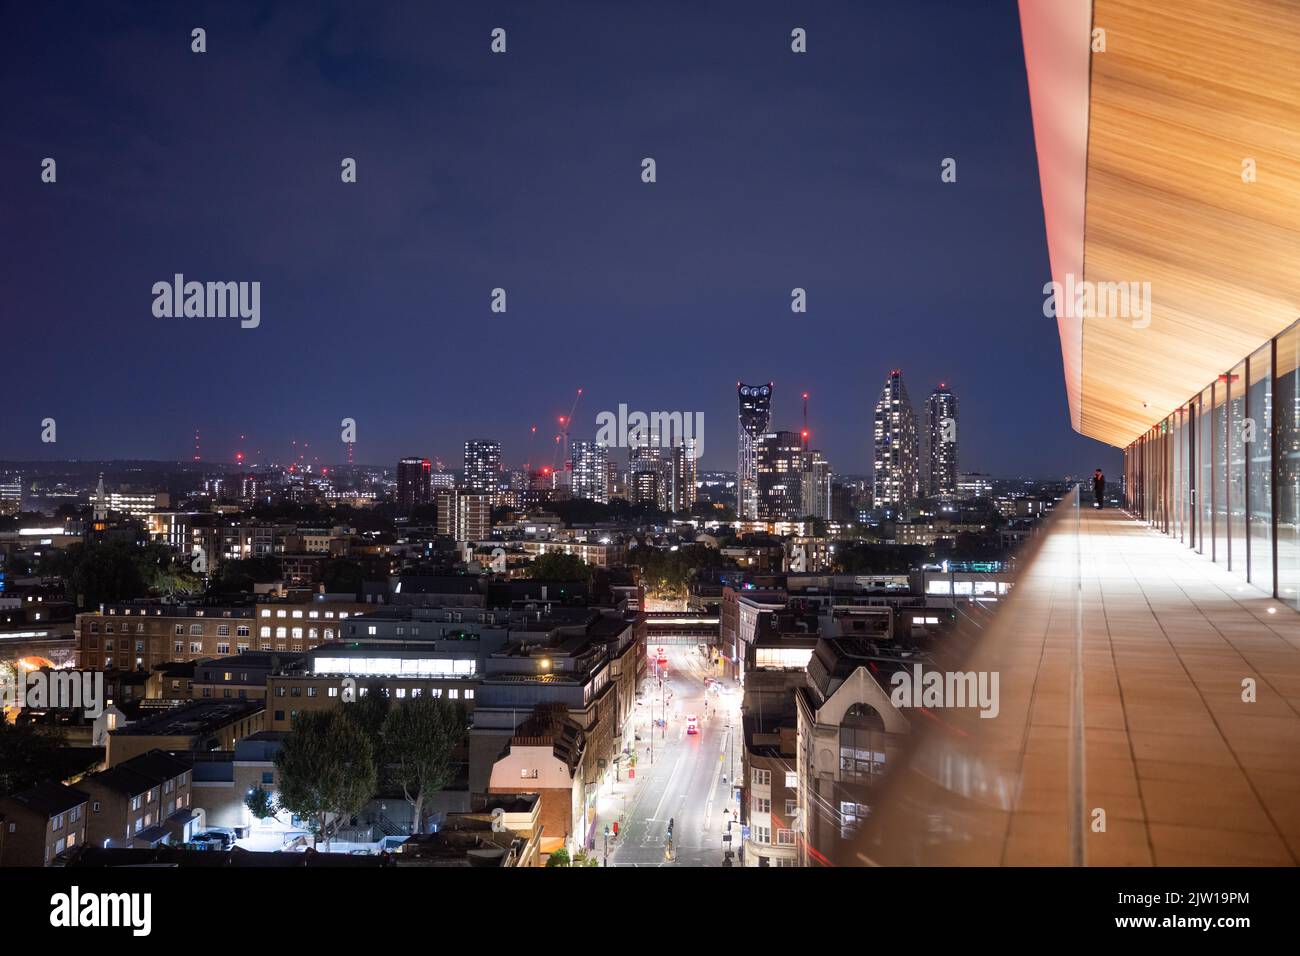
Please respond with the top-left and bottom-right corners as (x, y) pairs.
(0, 369), (1101, 481)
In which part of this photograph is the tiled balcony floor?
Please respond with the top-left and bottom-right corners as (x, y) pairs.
(861, 492), (1300, 866)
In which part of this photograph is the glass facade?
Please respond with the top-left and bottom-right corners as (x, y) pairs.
(1199, 386), (1212, 555)
(1278, 326), (1300, 606)
(1247, 344), (1272, 593)
(1213, 379), (1228, 565)
(1228, 361), (1246, 573)
(1124, 320), (1300, 600)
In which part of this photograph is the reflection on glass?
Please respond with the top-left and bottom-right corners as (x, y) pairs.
(1200, 386), (1213, 555)
(1229, 360), (1247, 574)
(1277, 327), (1300, 607)
(1248, 344), (1272, 593)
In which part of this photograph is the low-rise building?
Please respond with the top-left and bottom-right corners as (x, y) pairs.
(76, 603), (256, 702)
(77, 750), (196, 848)
(486, 706), (585, 859)
(396, 794), (542, 867)
(107, 700), (264, 766)
(192, 651), (299, 703)
(188, 732), (287, 835)
(740, 715), (800, 867)
(0, 782), (89, 866)
(793, 638), (914, 867)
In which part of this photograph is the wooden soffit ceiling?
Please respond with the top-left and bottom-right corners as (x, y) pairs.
(1022, 0), (1300, 448)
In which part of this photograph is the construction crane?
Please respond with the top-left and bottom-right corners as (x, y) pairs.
(802, 392), (810, 452)
(525, 425), (538, 476)
(551, 387), (584, 472)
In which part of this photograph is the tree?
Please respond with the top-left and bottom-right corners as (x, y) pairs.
(41, 542), (149, 608)
(208, 556), (282, 595)
(135, 542), (202, 596)
(274, 710), (377, 850)
(0, 724), (95, 798)
(632, 543), (731, 599)
(321, 558), (366, 596)
(526, 552), (588, 581)
(244, 785), (279, 822)
(383, 696), (466, 834)
(546, 848), (571, 867)
(343, 682), (391, 742)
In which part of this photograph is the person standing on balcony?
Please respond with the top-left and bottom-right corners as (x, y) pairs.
(1092, 468), (1105, 509)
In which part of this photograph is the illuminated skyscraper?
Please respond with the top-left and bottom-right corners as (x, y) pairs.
(737, 382), (773, 520)
(801, 449), (832, 520)
(463, 440), (502, 495)
(570, 440), (609, 503)
(669, 438), (698, 513)
(873, 370), (919, 508)
(757, 430), (804, 521)
(923, 384), (959, 499)
(629, 428), (670, 511)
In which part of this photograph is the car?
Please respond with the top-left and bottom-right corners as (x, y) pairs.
(686, 714), (699, 735)
(191, 831), (233, 850)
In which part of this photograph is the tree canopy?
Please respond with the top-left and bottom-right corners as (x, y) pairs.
(274, 710), (377, 849)
(526, 551), (589, 581)
(383, 696), (466, 834)
(207, 555), (282, 595)
(39, 541), (199, 608)
(0, 723), (96, 798)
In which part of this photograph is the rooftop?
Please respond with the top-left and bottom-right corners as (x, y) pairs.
(1, 781), (87, 816)
(111, 700), (264, 737)
(82, 750), (190, 795)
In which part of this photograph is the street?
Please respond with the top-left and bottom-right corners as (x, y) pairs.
(604, 646), (741, 867)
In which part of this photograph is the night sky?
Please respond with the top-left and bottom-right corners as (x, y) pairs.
(3, 1), (1119, 478)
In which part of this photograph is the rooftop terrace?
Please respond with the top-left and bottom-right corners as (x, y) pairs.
(860, 491), (1300, 866)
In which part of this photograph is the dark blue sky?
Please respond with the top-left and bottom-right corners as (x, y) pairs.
(3, 0), (1118, 478)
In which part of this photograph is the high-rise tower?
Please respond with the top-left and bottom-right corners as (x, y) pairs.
(463, 440), (502, 496)
(396, 457), (432, 514)
(923, 384), (959, 499)
(737, 382), (773, 520)
(801, 449), (832, 520)
(570, 440), (609, 503)
(669, 438), (698, 513)
(872, 370), (919, 508)
(756, 430), (804, 521)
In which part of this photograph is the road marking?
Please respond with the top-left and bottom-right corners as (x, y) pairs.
(703, 723), (729, 831)
(651, 755), (683, 824)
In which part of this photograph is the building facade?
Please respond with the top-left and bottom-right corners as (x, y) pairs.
(569, 440), (609, 504)
(463, 440), (502, 496)
(873, 370), (919, 508)
(396, 457), (432, 514)
(801, 449), (832, 520)
(923, 384), (959, 499)
(436, 489), (493, 543)
(737, 383), (773, 520)
(757, 431), (804, 521)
